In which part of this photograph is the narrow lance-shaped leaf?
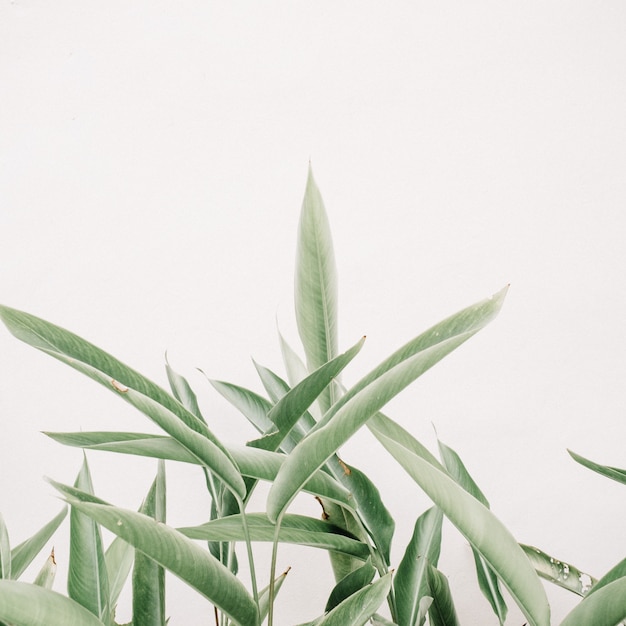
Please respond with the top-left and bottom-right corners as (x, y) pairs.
(585, 556), (626, 597)
(258, 567), (290, 623)
(316, 572), (392, 626)
(373, 429), (549, 626)
(132, 461), (166, 626)
(0, 581), (106, 626)
(52, 486), (260, 626)
(68, 457), (111, 623)
(45, 431), (352, 507)
(178, 513), (370, 561)
(11, 507), (67, 580)
(520, 545), (596, 597)
(394, 507), (443, 626)
(437, 438), (507, 624)
(267, 288), (507, 523)
(257, 337), (365, 452)
(567, 449), (626, 486)
(165, 357), (204, 422)
(104, 537), (134, 610)
(325, 558), (376, 613)
(427, 565), (459, 626)
(295, 165), (339, 413)
(0, 514), (10, 580)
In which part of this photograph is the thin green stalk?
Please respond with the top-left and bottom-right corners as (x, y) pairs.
(236, 495), (260, 612)
(267, 516), (283, 626)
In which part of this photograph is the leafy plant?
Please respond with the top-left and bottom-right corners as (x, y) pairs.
(0, 167), (623, 625)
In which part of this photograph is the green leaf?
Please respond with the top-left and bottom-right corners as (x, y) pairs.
(372, 430), (549, 626)
(437, 438), (507, 624)
(568, 449), (626, 486)
(165, 358), (204, 422)
(54, 489), (259, 626)
(132, 462), (166, 626)
(258, 567), (290, 623)
(325, 558), (376, 612)
(426, 565), (459, 626)
(11, 508), (67, 580)
(316, 572), (392, 626)
(32, 551), (56, 589)
(0, 515), (10, 580)
(258, 337), (365, 452)
(325, 458), (395, 567)
(559, 576), (626, 626)
(394, 507), (443, 626)
(178, 513), (370, 561)
(104, 538), (133, 610)
(68, 457), (111, 623)
(295, 165), (339, 413)
(267, 289), (507, 523)
(208, 379), (275, 434)
(0, 581), (106, 626)
(46, 431), (352, 506)
(520, 545), (596, 597)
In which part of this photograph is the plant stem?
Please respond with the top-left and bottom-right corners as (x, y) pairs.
(267, 517), (282, 626)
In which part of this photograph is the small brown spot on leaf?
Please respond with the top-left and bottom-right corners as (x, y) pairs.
(315, 496), (329, 520)
(338, 459), (351, 475)
(111, 379), (129, 393)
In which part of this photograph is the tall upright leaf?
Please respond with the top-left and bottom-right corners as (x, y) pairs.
(132, 462), (166, 626)
(295, 166), (338, 413)
(68, 457), (111, 623)
(0, 515), (10, 580)
(394, 507), (443, 626)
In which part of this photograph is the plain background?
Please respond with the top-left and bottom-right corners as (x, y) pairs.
(1, 2), (625, 624)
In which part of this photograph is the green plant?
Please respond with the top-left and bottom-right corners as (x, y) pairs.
(0, 167), (623, 625)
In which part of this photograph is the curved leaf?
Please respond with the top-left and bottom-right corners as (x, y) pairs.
(0, 515), (10, 580)
(179, 513), (370, 561)
(295, 166), (339, 413)
(394, 507), (443, 626)
(0, 581), (105, 626)
(11, 508), (67, 580)
(104, 538), (133, 610)
(58, 495), (259, 626)
(586, 557), (626, 597)
(325, 558), (376, 612)
(427, 565), (459, 626)
(316, 572), (392, 626)
(568, 449), (626, 486)
(32, 550), (56, 589)
(373, 431), (549, 626)
(559, 576), (626, 626)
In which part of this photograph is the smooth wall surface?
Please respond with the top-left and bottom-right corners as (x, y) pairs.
(1, 2), (625, 624)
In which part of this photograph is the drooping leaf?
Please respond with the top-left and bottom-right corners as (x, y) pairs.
(53, 488), (259, 626)
(521, 544), (596, 597)
(584, 556), (625, 597)
(132, 462), (166, 626)
(68, 457), (111, 623)
(438, 438), (507, 624)
(178, 513), (370, 561)
(0, 305), (244, 498)
(295, 166), (339, 414)
(10, 507), (67, 580)
(568, 449), (626, 486)
(559, 576), (626, 626)
(394, 507), (443, 626)
(426, 565), (459, 626)
(325, 558), (376, 612)
(372, 429), (549, 626)
(316, 572), (392, 626)
(0, 581), (106, 626)
(46, 431), (352, 507)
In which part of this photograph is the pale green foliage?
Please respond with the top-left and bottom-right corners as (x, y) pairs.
(0, 167), (623, 625)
